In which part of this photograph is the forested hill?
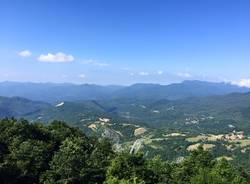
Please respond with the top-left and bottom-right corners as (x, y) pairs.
(0, 96), (51, 118)
(0, 119), (250, 184)
(2, 91), (250, 134)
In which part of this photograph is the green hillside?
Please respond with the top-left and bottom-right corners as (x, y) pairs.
(0, 119), (249, 184)
(0, 96), (51, 118)
(2, 93), (250, 171)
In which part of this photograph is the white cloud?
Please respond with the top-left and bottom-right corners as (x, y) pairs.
(176, 72), (192, 78)
(82, 59), (109, 67)
(38, 52), (74, 62)
(138, 72), (149, 76)
(232, 78), (250, 87)
(18, 50), (32, 57)
(157, 70), (163, 75)
(79, 74), (86, 79)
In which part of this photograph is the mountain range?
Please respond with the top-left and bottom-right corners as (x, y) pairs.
(1, 80), (250, 134)
(0, 80), (249, 103)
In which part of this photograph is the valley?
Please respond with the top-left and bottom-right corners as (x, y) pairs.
(1, 81), (250, 169)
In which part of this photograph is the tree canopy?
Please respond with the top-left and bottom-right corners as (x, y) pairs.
(0, 118), (249, 184)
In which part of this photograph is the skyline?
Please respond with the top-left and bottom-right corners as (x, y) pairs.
(1, 0), (250, 86)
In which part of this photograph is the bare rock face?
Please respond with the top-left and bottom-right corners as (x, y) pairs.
(102, 128), (120, 143)
(130, 139), (144, 154)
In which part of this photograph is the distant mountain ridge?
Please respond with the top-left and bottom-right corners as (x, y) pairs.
(0, 81), (123, 103)
(112, 80), (250, 100)
(0, 96), (51, 118)
(0, 80), (249, 103)
(1, 91), (250, 133)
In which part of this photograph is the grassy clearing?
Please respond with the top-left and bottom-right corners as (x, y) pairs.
(230, 139), (250, 147)
(186, 134), (224, 142)
(216, 156), (233, 161)
(187, 143), (215, 151)
(134, 127), (147, 136)
(186, 136), (206, 142)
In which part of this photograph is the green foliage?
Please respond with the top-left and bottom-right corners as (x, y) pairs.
(48, 120), (85, 142)
(105, 152), (161, 183)
(7, 139), (51, 176)
(104, 176), (145, 184)
(147, 156), (173, 184)
(0, 119), (250, 184)
(173, 147), (250, 184)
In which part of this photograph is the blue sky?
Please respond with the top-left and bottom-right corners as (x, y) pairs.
(1, 0), (250, 85)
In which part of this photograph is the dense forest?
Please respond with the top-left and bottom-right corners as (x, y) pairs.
(0, 119), (250, 184)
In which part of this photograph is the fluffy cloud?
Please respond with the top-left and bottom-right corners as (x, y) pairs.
(232, 78), (250, 87)
(176, 72), (192, 78)
(79, 74), (86, 79)
(18, 50), (32, 57)
(138, 72), (149, 76)
(38, 52), (74, 62)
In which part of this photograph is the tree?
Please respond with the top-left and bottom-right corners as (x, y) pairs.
(86, 138), (114, 183)
(173, 146), (214, 184)
(105, 152), (156, 184)
(48, 121), (85, 143)
(210, 159), (248, 184)
(104, 176), (145, 184)
(147, 155), (173, 184)
(40, 137), (93, 183)
(4, 139), (51, 183)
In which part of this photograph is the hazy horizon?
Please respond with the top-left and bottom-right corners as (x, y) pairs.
(0, 79), (249, 89)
